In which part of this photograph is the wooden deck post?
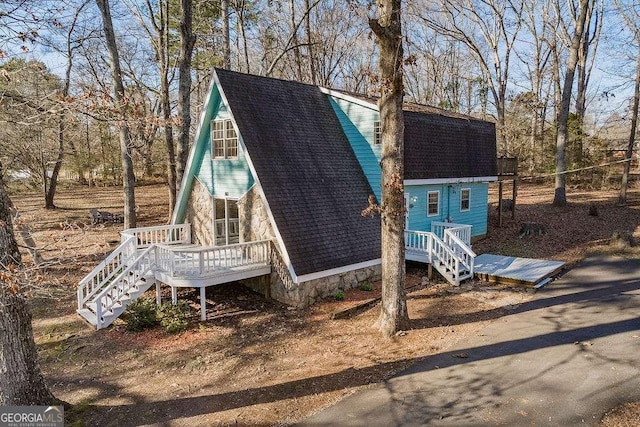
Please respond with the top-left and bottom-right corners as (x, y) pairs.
(498, 180), (504, 227)
(512, 177), (517, 220)
(200, 287), (206, 321)
(155, 282), (161, 306)
(171, 286), (177, 305)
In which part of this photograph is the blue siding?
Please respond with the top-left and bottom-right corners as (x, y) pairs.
(175, 83), (254, 223)
(405, 183), (489, 237)
(328, 96), (382, 201)
(195, 101), (254, 198)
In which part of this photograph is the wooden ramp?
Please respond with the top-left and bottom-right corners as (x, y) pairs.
(474, 254), (565, 286)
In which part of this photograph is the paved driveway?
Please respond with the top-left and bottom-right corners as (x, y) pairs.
(301, 255), (640, 426)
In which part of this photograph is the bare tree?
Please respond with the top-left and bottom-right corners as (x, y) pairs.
(222, 0), (231, 69)
(0, 161), (58, 406)
(615, 0), (640, 204)
(176, 0), (195, 188)
(418, 0), (524, 148)
(96, 0), (136, 228)
(369, 0), (410, 337)
(552, 0), (591, 207)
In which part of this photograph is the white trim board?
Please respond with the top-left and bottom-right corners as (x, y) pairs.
(319, 87), (377, 111)
(171, 71), (218, 225)
(296, 258), (382, 283)
(214, 73), (300, 285)
(405, 176), (498, 186)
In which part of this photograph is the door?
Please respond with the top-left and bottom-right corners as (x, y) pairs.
(214, 198), (239, 245)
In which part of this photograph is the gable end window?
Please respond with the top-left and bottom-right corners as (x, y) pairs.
(427, 191), (439, 217)
(460, 188), (470, 212)
(373, 121), (382, 145)
(211, 119), (238, 159)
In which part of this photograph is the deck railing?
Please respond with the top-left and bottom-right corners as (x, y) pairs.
(155, 240), (270, 278)
(443, 231), (476, 277)
(78, 236), (137, 309)
(431, 222), (472, 246)
(405, 228), (475, 285)
(121, 223), (191, 248)
(92, 245), (156, 329)
(404, 230), (433, 263)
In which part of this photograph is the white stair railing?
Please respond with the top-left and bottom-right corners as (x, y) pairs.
(77, 236), (137, 310)
(431, 222), (472, 246)
(92, 245), (157, 329)
(405, 227), (476, 286)
(78, 224), (192, 319)
(443, 230), (476, 278)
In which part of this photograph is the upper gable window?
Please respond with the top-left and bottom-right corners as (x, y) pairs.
(460, 188), (470, 212)
(211, 119), (238, 159)
(373, 121), (382, 145)
(427, 191), (439, 217)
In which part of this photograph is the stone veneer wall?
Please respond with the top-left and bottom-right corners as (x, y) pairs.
(237, 186), (382, 308)
(184, 179), (214, 246)
(281, 264), (382, 308)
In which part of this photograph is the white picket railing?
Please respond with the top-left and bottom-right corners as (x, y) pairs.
(442, 231), (476, 278)
(404, 230), (433, 263)
(77, 236), (137, 309)
(431, 222), (472, 246)
(121, 223), (191, 247)
(155, 240), (270, 278)
(405, 227), (475, 286)
(92, 245), (156, 329)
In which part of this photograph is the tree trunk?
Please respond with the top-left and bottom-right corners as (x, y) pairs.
(96, 0), (137, 228)
(176, 0), (195, 188)
(369, 0), (410, 338)
(0, 163), (57, 406)
(221, 0), (230, 70)
(0, 164), (20, 267)
(304, 0), (316, 85)
(620, 45), (640, 205)
(158, 0), (177, 217)
(0, 287), (58, 406)
(553, 0), (590, 207)
(45, 117), (65, 209)
(289, 0), (303, 80)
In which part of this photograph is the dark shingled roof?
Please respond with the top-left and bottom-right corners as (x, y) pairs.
(215, 69), (381, 277)
(404, 111), (497, 180)
(329, 90), (497, 180)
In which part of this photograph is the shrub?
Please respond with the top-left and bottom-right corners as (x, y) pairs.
(157, 301), (191, 334)
(359, 282), (374, 291)
(122, 298), (158, 331)
(334, 291), (345, 301)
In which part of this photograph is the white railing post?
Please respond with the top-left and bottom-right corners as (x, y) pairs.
(95, 300), (102, 330)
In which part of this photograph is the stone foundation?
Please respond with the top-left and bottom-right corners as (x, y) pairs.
(184, 179), (214, 246)
(289, 264), (382, 308)
(238, 186), (381, 308)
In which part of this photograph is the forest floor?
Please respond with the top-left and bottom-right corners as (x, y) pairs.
(8, 180), (640, 426)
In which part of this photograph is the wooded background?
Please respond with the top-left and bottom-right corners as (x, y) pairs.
(1, 0), (638, 212)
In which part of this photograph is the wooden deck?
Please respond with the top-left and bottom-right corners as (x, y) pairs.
(474, 254), (565, 286)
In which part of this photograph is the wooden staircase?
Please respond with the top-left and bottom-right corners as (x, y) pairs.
(405, 223), (476, 286)
(77, 224), (271, 329)
(77, 224), (191, 329)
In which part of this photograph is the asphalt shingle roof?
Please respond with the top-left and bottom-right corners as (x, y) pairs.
(216, 69), (381, 277)
(403, 111), (497, 180)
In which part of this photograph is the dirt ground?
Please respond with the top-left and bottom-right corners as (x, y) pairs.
(8, 180), (640, 426)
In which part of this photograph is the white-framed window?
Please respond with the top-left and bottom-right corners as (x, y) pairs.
(460, 188), (470, 212)
(373, 121), (382, 145)
(211, 119), (238, 159)
(427, 191), (439, 217)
